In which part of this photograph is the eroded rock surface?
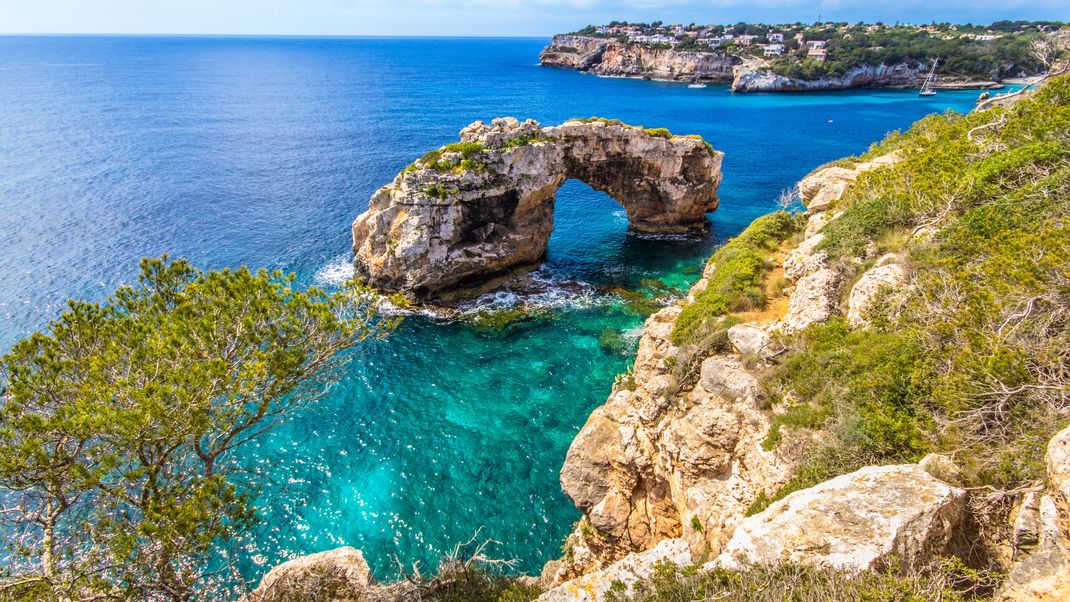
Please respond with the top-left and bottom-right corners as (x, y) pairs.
(710, 464), (967, 572)
(539, 539), (691, 602)
(846, 258), (910, 328)
(246, 547), (373, 602)
(540, 35), (737, 82)
(352, 117), (722, 299)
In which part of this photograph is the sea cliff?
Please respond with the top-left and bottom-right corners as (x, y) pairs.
(540, 35), (736, 82)
(540, 35), (1004, 92)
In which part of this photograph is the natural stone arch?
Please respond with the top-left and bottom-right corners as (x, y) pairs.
(351, 117), (723, 300)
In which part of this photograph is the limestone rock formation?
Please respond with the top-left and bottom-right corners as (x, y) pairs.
(351, 117), (723, 300)
(539, 539), (692, 601)
(732, 62), (926, 93)
(846, 258), (910, 328)
(710, 464), (967, 572)
(1047, 423), (1070, 503)
(540, 35), (737, 82)
(796, 152), (901, 214)
(548, 299), (797, 582)
(727, 323), (780, 359)
(997, 423), (1070, 601)
(246, 547), (373, 602)
(781, 267), (842, 334)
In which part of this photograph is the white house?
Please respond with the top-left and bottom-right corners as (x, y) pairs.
(767, 33), (785, 42)
(762, 43), (785, 56)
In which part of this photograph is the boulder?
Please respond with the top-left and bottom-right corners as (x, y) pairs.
(997, 495), (1070, 601)
(246, 547), (373, 602)
(352, 118), (722, 300)
(783, 234), (828, 282)
(710, 464), (967, 572)
(539, 539), (692, 601)
(727, 323), (780, 359)
(1047, 423), (1070, 503)
(699, 356), (761, 404)
(781, 267), (842, 334)
(846, 260), (909, 328)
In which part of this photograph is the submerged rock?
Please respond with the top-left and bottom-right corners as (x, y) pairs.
(352, 117), (722, 300)
(710, 464), (967, 572)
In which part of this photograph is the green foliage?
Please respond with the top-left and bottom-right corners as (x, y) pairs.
(504, 133), (551, 149)
(0, 256), (397, 600)
(764, 73), (1070, 499)
(671, 211), (799, 346)
(643, 127), (673, 139)
(766, 25), (1055, 81)
(425, 184), (451, 200)
(545, 45), (580, 54)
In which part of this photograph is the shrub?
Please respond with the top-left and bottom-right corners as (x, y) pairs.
(671, 211), (799, 346)
(643, 127), (673, 139)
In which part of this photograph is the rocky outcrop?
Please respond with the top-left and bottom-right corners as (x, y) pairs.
(996, 423), (1070, 601)
(1047, 423), (1070, 503)
(797, 152), (901, 215)
(546, 287), (798, 582)
(732, 62), (926, 92)
(540, 35), (737, 82)
(710, 464), (967, 572)
(539, 539), (691, 601)
(351, 117), (722, 300)
(246, 547), (373, 602)
(846, 256), (910, 328)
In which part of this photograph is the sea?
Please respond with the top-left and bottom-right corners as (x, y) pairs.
(0, 35), (995, 584)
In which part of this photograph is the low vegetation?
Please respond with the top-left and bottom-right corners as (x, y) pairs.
(602, 559), (994, 602)
(757, 73), (1070, 512)
(671, 211), (800, 347)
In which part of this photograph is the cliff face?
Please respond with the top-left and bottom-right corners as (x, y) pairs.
(541, 155), (897, 583)
(351, 117), (722, 300)
(731, 61), (924, 92)
(542, 37), (1003, 92)
(540, 35), (737, 82)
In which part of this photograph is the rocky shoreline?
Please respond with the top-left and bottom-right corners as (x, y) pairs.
(540, 35), (1005, 92)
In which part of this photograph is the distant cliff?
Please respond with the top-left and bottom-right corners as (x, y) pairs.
(540, 35), (1004, 92)
(539, 35), (736, 82)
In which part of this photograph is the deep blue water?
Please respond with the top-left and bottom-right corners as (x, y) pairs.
(0, 36), (989, 584)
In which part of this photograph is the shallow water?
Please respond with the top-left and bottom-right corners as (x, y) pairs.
(0, 35), (989, 580)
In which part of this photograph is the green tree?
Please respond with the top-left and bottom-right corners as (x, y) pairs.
(0, 256), (397, 601)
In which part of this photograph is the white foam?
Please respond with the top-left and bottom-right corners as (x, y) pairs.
(313, 255), (355, 288)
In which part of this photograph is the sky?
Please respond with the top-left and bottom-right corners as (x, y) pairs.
(3, 0), (1068, 37)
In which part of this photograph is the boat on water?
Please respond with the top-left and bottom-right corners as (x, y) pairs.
(919, 58), (940, 96)
(688, 82), (707, 89)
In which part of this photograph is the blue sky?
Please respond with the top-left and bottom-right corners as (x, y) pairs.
(4, 1), (1068, 37)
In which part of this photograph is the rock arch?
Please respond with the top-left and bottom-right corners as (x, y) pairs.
(352, 117), (723, 300)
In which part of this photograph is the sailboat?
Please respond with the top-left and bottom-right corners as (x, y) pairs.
(919, 58), (939, 96)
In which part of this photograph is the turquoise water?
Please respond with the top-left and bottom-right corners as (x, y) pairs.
(0, 36), (991, 582)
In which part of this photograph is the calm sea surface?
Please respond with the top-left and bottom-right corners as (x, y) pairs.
(0, 36), (990, 582)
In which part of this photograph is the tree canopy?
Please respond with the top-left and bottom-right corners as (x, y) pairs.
(0, 256), (397, 601)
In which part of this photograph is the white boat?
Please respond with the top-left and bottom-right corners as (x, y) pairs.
(919, 58), (939, 96)
(688, 82), (707, 89)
